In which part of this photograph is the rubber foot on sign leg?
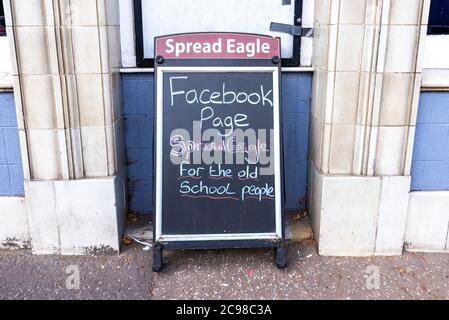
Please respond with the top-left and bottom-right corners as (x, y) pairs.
(152, 243), (163, 272)
(275, 244), (287, 269)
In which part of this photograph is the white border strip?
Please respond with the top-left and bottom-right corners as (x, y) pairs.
(120, 66), (314, 73)
(156, 67), (164, 241)
(161, 233), (279, 242)
(272, 67), (282, 239)
(155, 66), (283, 242)
(421, 35), (449, 89)
(0, 36), (13, 89)
(423, 35), (449, 70)
(119, 0), (137, 68)
(422, 68), (449, 89)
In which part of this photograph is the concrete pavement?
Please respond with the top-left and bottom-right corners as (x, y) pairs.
(1, 240), (449, 300)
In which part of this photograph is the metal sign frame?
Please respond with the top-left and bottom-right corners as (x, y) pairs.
(155, 66), (283, 244)
(152, 33), (286, 271)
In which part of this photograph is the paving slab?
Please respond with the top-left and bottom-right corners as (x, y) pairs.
(0, 244), (153, 300)
(1, 241), (449, 300)
(152, 243), (449, 300)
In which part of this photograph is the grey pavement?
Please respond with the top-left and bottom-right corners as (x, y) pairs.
(1, 240), (449, 300)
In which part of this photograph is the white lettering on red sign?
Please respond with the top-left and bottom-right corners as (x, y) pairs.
(165, 38), (271, 58)
(156, 33), (280, 59)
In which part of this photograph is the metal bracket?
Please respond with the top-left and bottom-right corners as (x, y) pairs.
(302, 28), (314, 37)
(270, 22), (314, 37)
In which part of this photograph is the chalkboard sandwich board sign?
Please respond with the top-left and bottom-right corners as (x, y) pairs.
(153, 33), (285, 271)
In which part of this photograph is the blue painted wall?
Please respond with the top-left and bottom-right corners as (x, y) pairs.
(411, 92), (449, 191)
(0, 92), (24, 196)
(122, 72), (312, 214)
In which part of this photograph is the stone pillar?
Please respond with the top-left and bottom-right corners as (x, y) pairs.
(309, 0), (430, 256)
(4, 0), (126, 254)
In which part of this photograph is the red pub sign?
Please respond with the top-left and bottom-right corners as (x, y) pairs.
(155, 33), (281, 59)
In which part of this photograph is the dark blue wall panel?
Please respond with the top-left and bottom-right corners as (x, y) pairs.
(0, 92), (24, 196)
(122, 72), (312, 214)
(411, 92), (449, 191)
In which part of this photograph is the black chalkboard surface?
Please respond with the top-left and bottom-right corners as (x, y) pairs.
(153, 33), (285, 271)
(162, 72), (277, 235)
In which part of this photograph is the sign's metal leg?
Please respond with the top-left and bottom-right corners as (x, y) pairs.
(152, 242), (163, 272)
(275, 242), (287, 269)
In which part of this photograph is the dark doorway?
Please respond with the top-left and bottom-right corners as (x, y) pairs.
(428, 0), (449, 34)
(0, 1), (5, 36)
